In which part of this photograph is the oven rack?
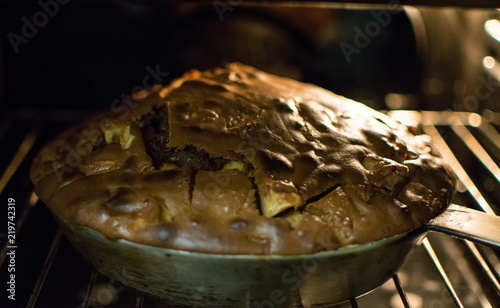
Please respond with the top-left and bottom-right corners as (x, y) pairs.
(0, 109), (499, 308)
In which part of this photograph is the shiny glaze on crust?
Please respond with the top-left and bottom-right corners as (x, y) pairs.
(31, 63), (457, 255)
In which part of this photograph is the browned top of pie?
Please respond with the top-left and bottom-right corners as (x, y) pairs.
(30, 63), (457, 255)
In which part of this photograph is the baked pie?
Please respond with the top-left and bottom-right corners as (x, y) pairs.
(31, 63), (457, 255)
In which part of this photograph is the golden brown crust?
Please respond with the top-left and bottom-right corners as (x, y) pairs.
(31, 63), (457, 255)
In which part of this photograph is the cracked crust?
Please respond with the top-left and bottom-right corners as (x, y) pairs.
(30, 63), (457, 255)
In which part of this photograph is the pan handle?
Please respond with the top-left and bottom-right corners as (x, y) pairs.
(427, 204), (500, 249)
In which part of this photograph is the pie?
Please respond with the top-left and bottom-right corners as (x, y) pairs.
(30, 63), (457, 255)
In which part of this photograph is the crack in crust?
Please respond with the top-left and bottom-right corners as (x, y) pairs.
(140, 105), (229, 171)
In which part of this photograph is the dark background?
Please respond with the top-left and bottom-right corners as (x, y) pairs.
(0, 1), (421, 113)
(1, 3), (500, 308)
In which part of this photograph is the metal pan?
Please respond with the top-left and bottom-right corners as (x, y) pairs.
(54, 203), (500, 307)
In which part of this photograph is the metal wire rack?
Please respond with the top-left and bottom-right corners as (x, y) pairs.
(0, 109), (499, 308)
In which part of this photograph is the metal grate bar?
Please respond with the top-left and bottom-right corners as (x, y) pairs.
(478, 117), (500, 150)
(417, 113), (500, 306)
(436, 234), (494, 308)
(393, 274), (411, 308)
(349, 298), (358, 308)
(135, 296), (144, 308)
(0, 126), (39, 194)
(422, 122), (495, 214)
(26, 229), (63, 308)
(451, 118), (500, 185)
(465, 241), (500, 294)
(423, 238), (464, 308)
(479, 246), (500, 280)
(80, 271), (99, 308)
(423, 112), (500, 295)
(0, 191), (38, 267)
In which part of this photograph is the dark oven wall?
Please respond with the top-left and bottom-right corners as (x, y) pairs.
(0, 2), (428, 113)
(1, 3), (500, 308)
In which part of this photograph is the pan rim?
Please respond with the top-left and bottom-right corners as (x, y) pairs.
(61, 214), (425, 261)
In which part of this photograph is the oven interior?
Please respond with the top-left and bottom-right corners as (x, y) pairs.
(0, 1), (500, 307)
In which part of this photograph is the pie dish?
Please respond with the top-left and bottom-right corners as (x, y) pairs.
(30, 63), (457, 255)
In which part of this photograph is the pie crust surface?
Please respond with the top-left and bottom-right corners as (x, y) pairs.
(31, 63), (457, 255)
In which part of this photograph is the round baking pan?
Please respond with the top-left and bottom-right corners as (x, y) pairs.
(53, 204), (500, 307)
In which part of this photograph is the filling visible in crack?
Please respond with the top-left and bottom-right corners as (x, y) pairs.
(140, 105), (170, 168)
(249, 176), (263, 216)
(304, 184), (341, 206)
(139, 105), (229, 171)
(188, 170), (197, 204)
